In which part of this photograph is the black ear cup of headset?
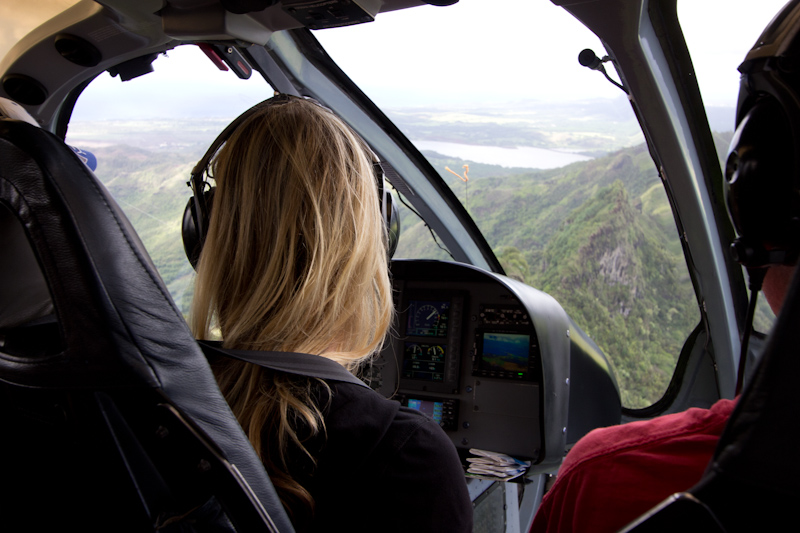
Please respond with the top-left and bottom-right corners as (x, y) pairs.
(375, 161), (401, 258)
(182, 184), (214, 269)
(726, 96), (799, 267)
(385, 190), (401, 257)
(724, 25), (800, 269)
(181, 95), (400, 269)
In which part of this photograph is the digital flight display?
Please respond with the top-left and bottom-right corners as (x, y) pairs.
(406, 299), (449, 337)
(478, 332), (531, 378)
(402, 342), (446, 382)
(399, 293), (464, 394)
(407, 398), (445, 425)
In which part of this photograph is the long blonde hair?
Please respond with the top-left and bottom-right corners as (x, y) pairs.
(190, 96), (394, 515)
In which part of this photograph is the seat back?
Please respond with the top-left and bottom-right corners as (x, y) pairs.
(0, 117), (294, 532)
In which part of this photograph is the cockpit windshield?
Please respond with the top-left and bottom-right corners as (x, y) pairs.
(52, 0), (784, 410)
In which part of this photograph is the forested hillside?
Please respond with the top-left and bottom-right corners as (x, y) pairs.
(536, 180), (696, 405)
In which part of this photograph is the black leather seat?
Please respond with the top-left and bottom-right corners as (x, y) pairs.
(0, 117), (294, 532)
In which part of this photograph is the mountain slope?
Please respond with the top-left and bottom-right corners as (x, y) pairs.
(535, 181), (697, 407)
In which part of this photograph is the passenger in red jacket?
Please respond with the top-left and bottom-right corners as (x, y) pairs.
(530, 266), (793, 533)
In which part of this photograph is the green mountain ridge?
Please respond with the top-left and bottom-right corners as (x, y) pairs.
(413, 143), (671, 270)
(537, 181), (697, 406)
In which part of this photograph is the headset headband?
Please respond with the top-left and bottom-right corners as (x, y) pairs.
(182, 93), (399, 268)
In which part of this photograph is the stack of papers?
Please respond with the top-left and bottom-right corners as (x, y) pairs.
(466, 448), (531, 481)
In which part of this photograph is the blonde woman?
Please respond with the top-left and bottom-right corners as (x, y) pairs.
(190, 96), (472, 532)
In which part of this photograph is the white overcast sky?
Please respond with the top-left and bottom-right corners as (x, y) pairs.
(314, 0), (788, 108)
(1, 0), (791, 116)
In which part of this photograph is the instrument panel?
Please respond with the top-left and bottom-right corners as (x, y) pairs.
(372, 259), (621, 473)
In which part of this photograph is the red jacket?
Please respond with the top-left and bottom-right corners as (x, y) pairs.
(531, 398), (737, 533)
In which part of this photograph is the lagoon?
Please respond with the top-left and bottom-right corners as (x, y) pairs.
(412, 140), (592, 169)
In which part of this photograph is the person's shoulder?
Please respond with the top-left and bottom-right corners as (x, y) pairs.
(324, 381), (459, 474)
(561, 397), (737, 477)
(320, 382), (403, 454)
(371, 402), (472, 532)
(326, 381), (400, 420)
(385, 403), (454, 456)
(326, 381), (448, 448)
(314, 382), (472, 532)
(531, 399), (737, 533)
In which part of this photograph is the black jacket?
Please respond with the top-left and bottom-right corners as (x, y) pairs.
(298, 380), (473, 532)
(202, 343), (472, 532)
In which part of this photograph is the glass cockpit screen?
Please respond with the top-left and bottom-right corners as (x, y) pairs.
(400, 293), (464, 394)
(477, 332), (532, 379)
(402, 342), (445, 382)
(407, 398), (444, 424)
(406, 300), (449, 337)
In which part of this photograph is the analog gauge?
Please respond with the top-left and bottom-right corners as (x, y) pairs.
(427, 345), (445, 357)
(413, 304), (440, 333)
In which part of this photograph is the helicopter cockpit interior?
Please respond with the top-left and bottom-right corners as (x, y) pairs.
(0, 0), (794, 531)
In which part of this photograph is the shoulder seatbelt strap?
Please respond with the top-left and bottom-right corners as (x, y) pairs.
(198, 340), (370, 389)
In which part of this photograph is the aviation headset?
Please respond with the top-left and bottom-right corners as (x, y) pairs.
(725, 5), (800, 269)
(724, 5), (800, 394)
(181, 94), (400, 269)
